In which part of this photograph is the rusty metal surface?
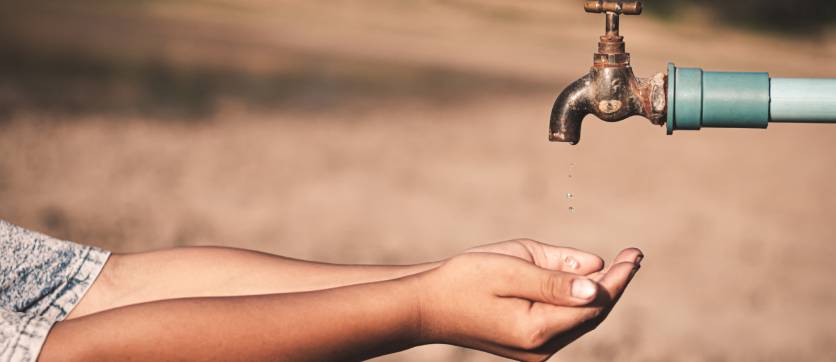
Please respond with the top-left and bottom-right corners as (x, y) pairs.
(584, 1), (642, 15)
(549, 67), (666, 144)
(549, 0), (665, 144)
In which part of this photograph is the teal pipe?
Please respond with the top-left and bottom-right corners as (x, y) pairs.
(666, 63), (836, 135)
(771, 78), (836, 122)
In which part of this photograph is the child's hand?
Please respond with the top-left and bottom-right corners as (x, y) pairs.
(414, 244), (642, 362)
(465, 238), (606, 274)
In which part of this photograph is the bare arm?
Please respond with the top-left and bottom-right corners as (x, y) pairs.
(42, 245), (642, 362)
(70, 246), (440, 319)
(44, 277), (422, 362)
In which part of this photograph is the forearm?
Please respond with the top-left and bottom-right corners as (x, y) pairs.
(43, 277), (423, 361)
(71, 246), (440, 318)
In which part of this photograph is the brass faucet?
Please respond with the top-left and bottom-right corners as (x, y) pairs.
(549, 0), (666, 144)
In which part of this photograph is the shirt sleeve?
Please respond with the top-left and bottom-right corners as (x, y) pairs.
(0, 310), (53, 362)
(0, 219), (110, 318)
(0, 219), (111, 362)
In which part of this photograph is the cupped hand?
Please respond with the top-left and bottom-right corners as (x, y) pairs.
(465, 239), (605, 275)
(415, 242), (642, 362)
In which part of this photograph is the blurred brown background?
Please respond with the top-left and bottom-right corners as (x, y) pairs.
(2, 1), (836, 361)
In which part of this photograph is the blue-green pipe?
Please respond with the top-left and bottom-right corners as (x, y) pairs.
(666, 63), (836, 135)
(771, 78), (836, 122)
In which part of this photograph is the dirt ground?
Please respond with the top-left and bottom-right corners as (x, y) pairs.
(2, 1), (836, 361)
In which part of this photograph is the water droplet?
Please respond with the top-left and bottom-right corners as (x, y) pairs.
(566, 193), (574, 199)
(568, 206), (575, 213)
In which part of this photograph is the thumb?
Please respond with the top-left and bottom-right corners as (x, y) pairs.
(497, 260), (599, 307)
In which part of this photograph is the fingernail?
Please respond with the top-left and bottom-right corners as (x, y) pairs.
(636, 254), (644, 266)
(571, 278), (596, 299)
(564, 256), (579, 270)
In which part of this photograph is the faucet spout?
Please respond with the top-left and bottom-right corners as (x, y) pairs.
(549, 75), (593, 144)
(549, 66), (667, 144)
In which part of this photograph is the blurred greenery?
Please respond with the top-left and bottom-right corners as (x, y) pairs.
(648, 0), (836, 33)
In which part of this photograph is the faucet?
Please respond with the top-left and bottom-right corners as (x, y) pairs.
(548, 0), (836, 144)
(549, 0), (666, 144)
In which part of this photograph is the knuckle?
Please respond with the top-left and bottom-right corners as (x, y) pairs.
(540, 273), (566, 303)
(513, 318), (549, 350)
(518, 333), (545, 351)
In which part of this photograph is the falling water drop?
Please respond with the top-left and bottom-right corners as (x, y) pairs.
(567, 159), (576, 214)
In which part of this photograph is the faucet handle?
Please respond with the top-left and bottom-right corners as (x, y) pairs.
(585, 1), (639, 65)
(584, 0), (641, 42)
(584, 0), (642, 15)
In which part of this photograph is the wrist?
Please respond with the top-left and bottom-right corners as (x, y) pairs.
(404, 266), (447, 346)
(356, 275), (432, 356)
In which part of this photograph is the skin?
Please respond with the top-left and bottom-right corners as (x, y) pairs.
(41, 239), (642, 362)
(67, 247), (442, 319)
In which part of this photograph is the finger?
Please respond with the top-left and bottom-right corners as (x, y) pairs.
(589, 247), (643, 282)
(525, 261), (640, 346)
(523, 253), (644, 355)
(537, 260), (640, 331)
(548, 246), (605, 275)
(528, 302), (593, 337)
(596, 261), (640, 305)
(497, 259), (599, 307)
(517, 239), (605, 275)
(612, 247), (644, 266)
